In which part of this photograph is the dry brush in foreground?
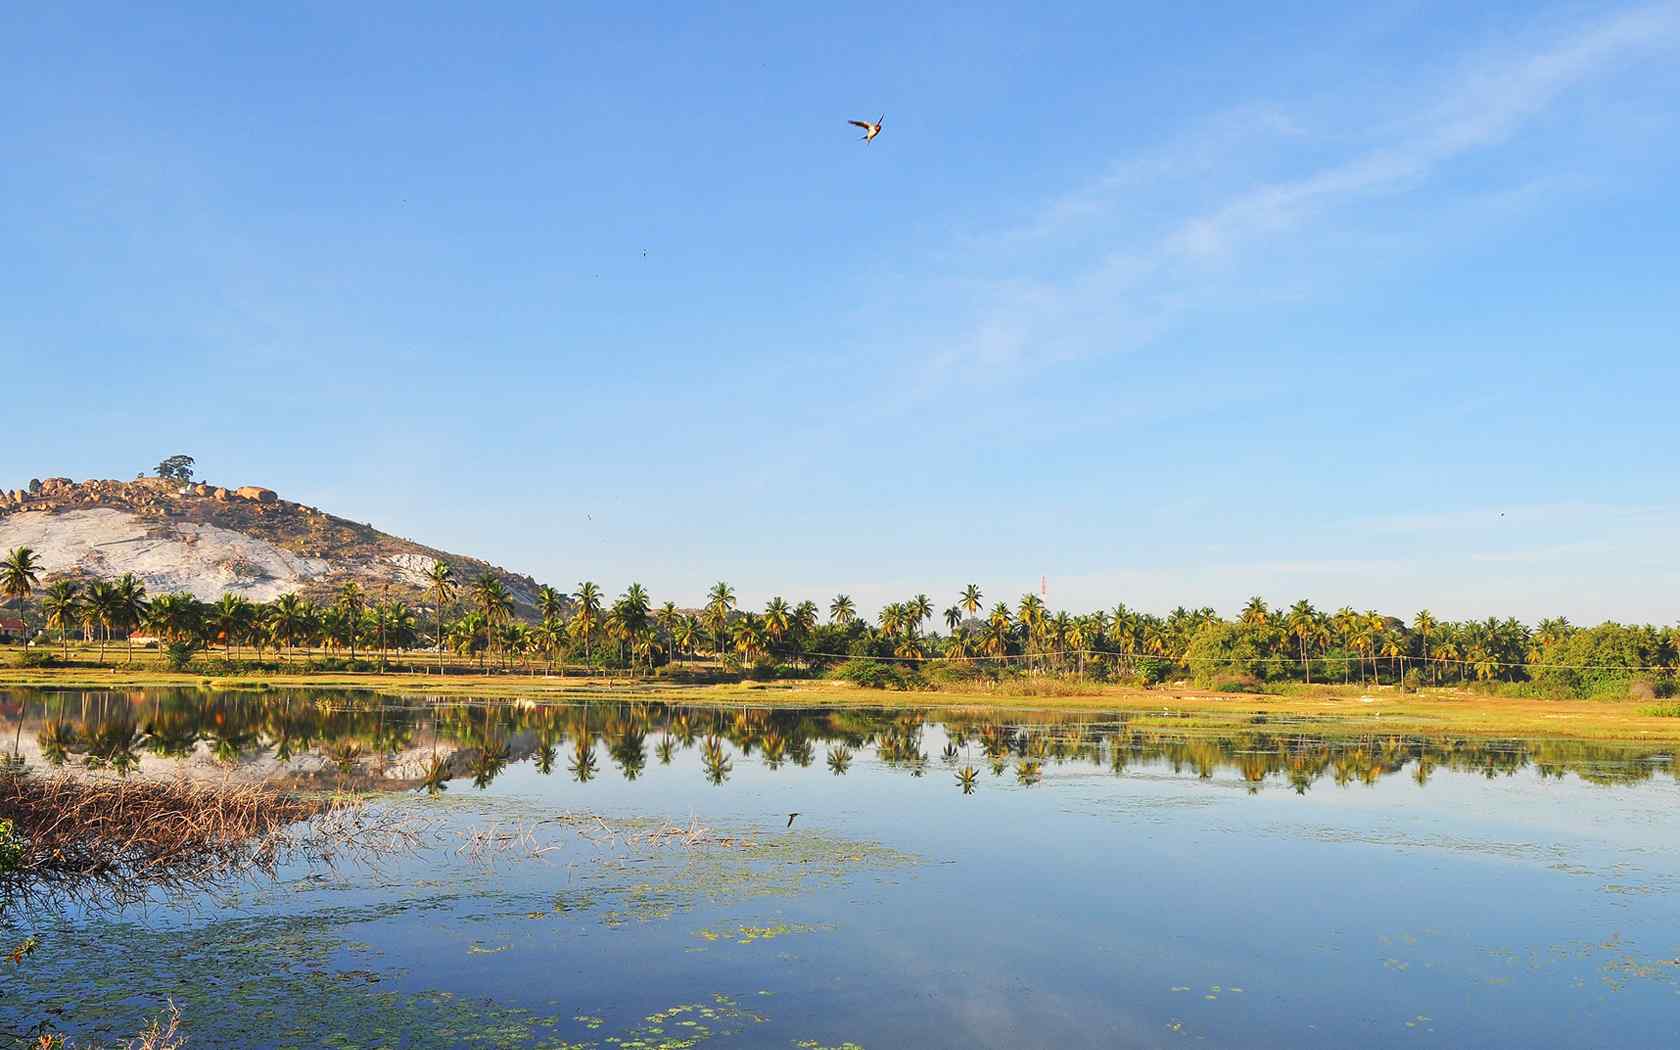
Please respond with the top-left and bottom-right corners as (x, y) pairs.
(0, 774), (416, 908)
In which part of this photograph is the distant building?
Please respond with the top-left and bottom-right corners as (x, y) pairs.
(0, 617), (27, 642)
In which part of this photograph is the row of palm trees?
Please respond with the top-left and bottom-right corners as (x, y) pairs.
(6, 545), (1677, 684)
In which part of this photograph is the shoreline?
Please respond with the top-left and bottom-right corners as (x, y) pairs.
(4, 665), (1679, 745)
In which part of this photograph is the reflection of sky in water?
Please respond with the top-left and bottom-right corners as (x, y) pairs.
(5, 688), (1680, 1048)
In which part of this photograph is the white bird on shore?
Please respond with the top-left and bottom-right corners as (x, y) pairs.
(848, 115), (884, 143)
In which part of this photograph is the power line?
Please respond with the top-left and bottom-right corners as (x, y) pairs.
(796, 647), (1678, 674)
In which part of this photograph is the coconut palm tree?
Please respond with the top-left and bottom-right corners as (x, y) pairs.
(40, 580), (80, 659)
(656, 601), (681, 661)
(471, 574), (513, 671)
(674, 615), (699, 660)
(943, 605), (962, 635)
(536, 584), (566, 625)
(877, 602), (904, 640)
(1013, 594), (1047, 670)
(110, 573), (148, 664)
(906, 594), (934, 636)
(1066, 614), (1090, 676)
(945, 631), (972, 663)
(984, 602), (1013, 663)
(792, 599), (818, 639)
(334, 582), (365, 662)
(83, 580), (116, 662)
(268, 593), (310, 663)
(959, 584), (983, 622)
(829, 594), (856, 626)
(1, 546), (42, 639)
(1412, 609), (1439, 685)
(1286, 599), (1318, 683)
(533, 617), (566, 673)
(705, 581), (737, 656)
(210, 593), (255, 658)
(764, 597), (792, 653)
(619, 582), (651, 635)
(732, 614), (767, 662)
(571, 581), (604, 667)
(146, 592), (203, 645)
(1381, 630), (1408, 683)
(425, 560), (458, 672)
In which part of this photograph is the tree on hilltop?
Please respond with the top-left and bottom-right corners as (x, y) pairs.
(155, 455), (196, 482)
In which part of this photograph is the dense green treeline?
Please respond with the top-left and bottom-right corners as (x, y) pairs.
(4, 545), (1677, 698)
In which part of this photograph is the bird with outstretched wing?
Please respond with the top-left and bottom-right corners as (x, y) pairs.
(848, 115), (884, 143)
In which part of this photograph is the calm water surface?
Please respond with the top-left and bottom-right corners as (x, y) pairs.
(3, 686), (1678, 1048)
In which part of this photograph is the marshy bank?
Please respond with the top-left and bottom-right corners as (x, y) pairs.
(0, 774), (417, 911)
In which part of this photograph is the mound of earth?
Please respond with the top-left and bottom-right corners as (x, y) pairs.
(0, 475), (542, 611)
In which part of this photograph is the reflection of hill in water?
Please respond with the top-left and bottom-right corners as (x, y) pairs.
(4, 686), (1674, 793)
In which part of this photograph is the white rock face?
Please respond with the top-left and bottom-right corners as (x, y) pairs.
(0, 508), (332, 601)
(384, 551), (444, 588)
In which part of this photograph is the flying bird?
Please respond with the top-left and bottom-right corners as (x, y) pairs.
(848, 115), (884, 143)
(785, 812), (799, 828)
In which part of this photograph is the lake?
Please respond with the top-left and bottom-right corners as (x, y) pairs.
(3, 686), (1678, 1048)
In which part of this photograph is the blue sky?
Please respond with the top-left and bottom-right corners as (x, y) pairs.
(3, 2), (1678, 623)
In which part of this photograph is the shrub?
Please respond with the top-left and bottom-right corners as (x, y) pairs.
(827, 659), (909, 689)
(1402, 668), (1423, 693)
(304, 657), (377, 673)
(163, 640), (200, 672)
(1134, 657), (1173, 686)
(1212, 674), (1264, 694)
(1628, 679), (1658, 703)
(14, 650), (59, 669)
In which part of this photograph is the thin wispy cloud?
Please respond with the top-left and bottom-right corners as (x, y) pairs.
(920, 3), (1680, 380)
(1169, 2), (1680, 261)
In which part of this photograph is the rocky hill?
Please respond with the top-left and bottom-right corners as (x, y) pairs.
(0, 475), (544, 612)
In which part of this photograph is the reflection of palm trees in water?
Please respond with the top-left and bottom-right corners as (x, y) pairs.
(760, 731), (787, 770)
(701, 735), (731, 785)
(419, 752), (450, 795)
(535, 729), (559, 776)
(670, 713), (695, 747)
(10, 690), (1674, 796)
(86, 718), (144, 775)
(608, 717), (647, 780)
(788, 736), (814, 768)
(470, 739), (512, 788)
(567, 735), (598, 784)
(825, 746), (852, 776)
(37, 719), (78, 767)
(956, 765), (978, 794)
(147, 708), (201, 761)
